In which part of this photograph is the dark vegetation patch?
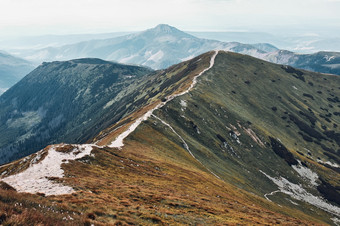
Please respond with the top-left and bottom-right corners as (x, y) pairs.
(298, 111), (317, 125)
(323, 130), (340, 146)
(317, 179), (340, 206)
(0, 213), (7, 224)
(297, 151), (304, 156)
(327, 96), (340, 103)
(271, 107), (277, 112)
(281, 65), (305, 82)
(323, 152), (340, 165)
(288, 114), (324, 140)
(87, 213), (96, 220)
(216, 134), (226, 143)
(320, 114), (332, 123)
(269, 137), (298, 166)
(320, 144), (336, 154)
(298, 132), (313, 142)
(317, 91), (322, 94)
(308, 82), (314, 86)
(244, 80), (251, 85)
(325, 113), (332, 117)
(302, 93), (314, 100)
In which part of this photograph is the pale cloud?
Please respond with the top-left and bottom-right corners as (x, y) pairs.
(0, 0), (339, 37)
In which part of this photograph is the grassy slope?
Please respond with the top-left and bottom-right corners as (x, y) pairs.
(0, 51), (338, 225)
(144, 51), (340, 224)
(0, 140), (321, 225)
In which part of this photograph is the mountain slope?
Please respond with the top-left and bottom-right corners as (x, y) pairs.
(94, 51), (340, 224)
(0, 59), (153, 165)
(0, 51), (339, 225)
(0, 51), (34, 95)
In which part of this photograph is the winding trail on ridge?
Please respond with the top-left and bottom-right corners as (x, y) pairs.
(108, 50), (221, 179)
(0, 51), (219, 196)
(109, 50), (219, 149)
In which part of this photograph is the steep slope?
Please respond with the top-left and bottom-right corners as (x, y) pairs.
(12, 24), (267, 69)
(93, 51), (340, 224)
(0, 51), (339, 225)
(0, 59), (152, 165)
(0, 51), (34, 95)
(0, 51), (325, 225)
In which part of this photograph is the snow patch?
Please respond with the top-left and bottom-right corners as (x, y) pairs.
(292, 161), (319, 186)
(331, 217), (340, 226)
(317, 159), (340, 168)
(260, 170), (340, 217)
(324, 55), (335, 62)
(2, 144), (93, 196)
(180, 100), (187, 108)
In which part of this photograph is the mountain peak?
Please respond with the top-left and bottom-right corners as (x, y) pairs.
(153, 24), (178, 32)
(144, 24), (194, 38)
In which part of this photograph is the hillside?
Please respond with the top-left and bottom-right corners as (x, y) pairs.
(0, 59), (152, 164)
(0, 51), (339, 225)
(0, 51), (34, 95)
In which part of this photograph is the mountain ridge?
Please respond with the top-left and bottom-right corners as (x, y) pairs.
(0, 50), (339, 225)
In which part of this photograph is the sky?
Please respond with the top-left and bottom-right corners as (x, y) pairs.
(0, 0), (340, 37)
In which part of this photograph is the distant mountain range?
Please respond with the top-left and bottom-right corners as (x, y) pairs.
(11, 24), (267, 70)
(0, 51), (34, 95)
(7, 24), (340, 76)
(189, 31), (340, 53)
(0, 51), (339, 225)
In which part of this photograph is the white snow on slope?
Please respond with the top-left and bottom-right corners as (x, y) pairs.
(260, 170), (340, 217)
(317, 159), (340, 168)
(2, 144), (93, 196)
(109, 50), (218, 149)
(292, 161), (319, 186)
(180, 100), (187, 108)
